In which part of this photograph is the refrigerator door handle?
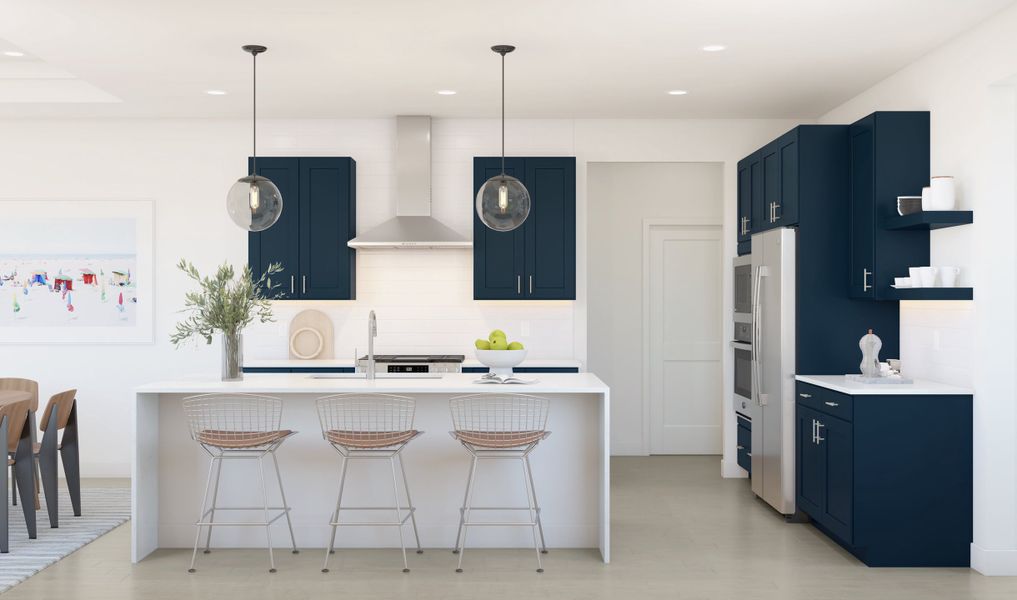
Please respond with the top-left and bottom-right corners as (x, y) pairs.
(752, 265), (769, 406)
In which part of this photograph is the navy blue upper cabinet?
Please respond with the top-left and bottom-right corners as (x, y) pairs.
(735, 152), (757, 256)
(248, 157), (356, 300)
(775, 129), (799, 227)
(848, 112), (930, 300)
(473, 157), (576, 300)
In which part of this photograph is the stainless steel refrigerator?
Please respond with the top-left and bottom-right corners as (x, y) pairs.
(749, 227), (797, 515)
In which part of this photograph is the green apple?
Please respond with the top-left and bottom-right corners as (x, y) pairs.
(489, 329), (507, 342)
(475, 339), (491, 350)
(489, 337), (509, 350)
(508, 341), (524, 350)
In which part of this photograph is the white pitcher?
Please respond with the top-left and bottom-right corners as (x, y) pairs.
(930, 176), (956, 210)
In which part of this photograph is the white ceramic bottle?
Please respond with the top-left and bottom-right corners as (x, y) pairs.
(859, 329), (882, 378)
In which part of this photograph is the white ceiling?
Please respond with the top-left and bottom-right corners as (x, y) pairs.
(0, 0), (1012, 119)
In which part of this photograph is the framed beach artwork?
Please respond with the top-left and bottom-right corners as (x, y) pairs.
(0, 200), (154, 344)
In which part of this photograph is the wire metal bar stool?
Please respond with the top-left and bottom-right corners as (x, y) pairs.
(316, 393), (424, 573)
(449, 393), (551, 573)
(182, 393), (298, 573)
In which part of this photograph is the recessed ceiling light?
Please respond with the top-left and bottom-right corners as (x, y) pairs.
(701, 44), (727, 52)
(3, 51), (25, 57)
(206, 90), (227, 96)
(436, 90), (457, 96)
(667, 89), (689, 96)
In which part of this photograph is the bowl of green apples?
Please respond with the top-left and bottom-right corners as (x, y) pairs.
(474, 329), (526, 376)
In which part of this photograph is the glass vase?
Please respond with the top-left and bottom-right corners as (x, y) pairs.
(221, 331), (243, 382)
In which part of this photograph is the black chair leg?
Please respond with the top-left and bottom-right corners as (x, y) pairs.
(9, 463), (15, 507)
(1, 452), (8, 553)
(61, 441), (81, 518)
(14, 443), (36, 540)
(38, 449), (59, 528)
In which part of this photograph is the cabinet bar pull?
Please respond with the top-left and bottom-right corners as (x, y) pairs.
(824, 401), (839, 407)
(746, 453), (752, 457)
(517, 275), (521, 294)
(737, 445), (744, 451)
(816, 421), (825, 443)
(811, 419), (817, 444)
(529, 275), (533, 294)
(302, 275), (307, 294)
(863, 268), (872, 292)
(799, 393), (812, 398)
(290, 275), (295, 294)
(773, 203), (780, 221)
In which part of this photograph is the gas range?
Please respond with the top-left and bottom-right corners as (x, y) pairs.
(356, 354), (465, 374)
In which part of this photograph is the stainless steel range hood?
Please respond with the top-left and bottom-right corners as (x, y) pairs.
(348, 116), (471, 249)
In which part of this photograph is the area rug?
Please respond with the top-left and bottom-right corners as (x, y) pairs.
(0, 487), (131, 593)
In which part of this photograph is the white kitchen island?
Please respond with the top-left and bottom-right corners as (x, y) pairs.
(133, 372), (610, 563)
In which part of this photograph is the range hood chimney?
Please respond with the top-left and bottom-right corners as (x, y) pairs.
(347, 116), (472, 249)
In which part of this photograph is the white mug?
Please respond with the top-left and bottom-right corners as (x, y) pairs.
(930, 176), (956, 211)
(940, 266), (961, 287)
(921, 186), (933, 211)
(908, 267), (922, 286)
(919, 266), (939, 288)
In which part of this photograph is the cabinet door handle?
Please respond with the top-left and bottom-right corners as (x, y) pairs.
(863, 268), (872, 292)
(799, 393), (812, 398)
(824, 401), (839, 407)
(773, 203), (781, 221)
(302, 275), (307, 294)
(290, 275), (295, 295)
(816, 421), (825, 443)
(737, 445), (745, 451)
(746, 453), (752, 457)
(811, 419), (817, 444)
(517, 275), (522, 295)
(529, 275), (533, 294)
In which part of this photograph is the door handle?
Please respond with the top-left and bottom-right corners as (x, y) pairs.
(824, 401), (839, 407)
(811, 419), (817, 444)
(529, 275), (533, 294)
(302, 276), (307, 294)
(773, 203), (781, 221)
(290, 275), (295, 295)
(815, 421), (825, 443)
(863, 268), (872, 292)
(799, 393), (812, 398)
(737, 445), (745, 451)
(517, 275), (522, 295)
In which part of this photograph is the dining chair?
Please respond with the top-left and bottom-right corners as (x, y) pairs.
(1, 398), (37, 553)
(1, 378), (40, 510)
(34, 389), (80, 528)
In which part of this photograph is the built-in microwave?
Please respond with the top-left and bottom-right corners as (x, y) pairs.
(733, 254), (752, 323)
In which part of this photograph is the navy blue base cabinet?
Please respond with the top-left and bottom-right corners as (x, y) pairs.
(242, 367), (356, 374)
(248, 157), (356, 300)
(461, 366), (579, 374)
(796, 382), (972, 567)
(473, 157), (576, 300)
(736, 414), (751, 474)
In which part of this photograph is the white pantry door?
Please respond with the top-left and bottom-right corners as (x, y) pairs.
(647, 223), (722, 454)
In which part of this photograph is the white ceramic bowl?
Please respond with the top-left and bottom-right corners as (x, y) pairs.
(475, 349), (527, 376)
(894, 277), (911, 288)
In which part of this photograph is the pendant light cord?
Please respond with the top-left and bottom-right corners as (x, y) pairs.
(252, 51), (257, 174)
(500, 50), (505, 176)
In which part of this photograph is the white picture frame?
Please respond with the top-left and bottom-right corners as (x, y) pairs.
(0, 199), (155, 344)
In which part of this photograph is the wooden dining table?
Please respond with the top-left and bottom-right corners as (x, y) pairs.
(0, 390), (41, 509)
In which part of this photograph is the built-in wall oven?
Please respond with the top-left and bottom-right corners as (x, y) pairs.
(732, 254), (753, 417)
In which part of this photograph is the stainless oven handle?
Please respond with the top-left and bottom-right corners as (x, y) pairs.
(750, 265), (762, 406)
(730, 341), (752, 351)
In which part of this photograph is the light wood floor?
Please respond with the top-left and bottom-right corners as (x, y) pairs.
(4, 457), (1015, 599)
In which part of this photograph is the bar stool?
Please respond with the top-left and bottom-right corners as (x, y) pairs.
(449, 393), (550, 573)
(182, 393), (298, 573)
(316, 393), (423, 573)
(1, 397), (36, 553)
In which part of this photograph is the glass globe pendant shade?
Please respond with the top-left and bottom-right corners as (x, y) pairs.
(226, 174), (283, 232)
(476, 174), (530, 232)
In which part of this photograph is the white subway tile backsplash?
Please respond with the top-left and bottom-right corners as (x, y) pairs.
(898, 302), (973, 387)
(244, 248), (575, 361)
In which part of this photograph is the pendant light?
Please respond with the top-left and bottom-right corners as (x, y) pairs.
(226, 44), (283, 232)
(475, 45), (530, 232)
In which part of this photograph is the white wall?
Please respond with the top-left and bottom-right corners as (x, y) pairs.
(587, 162), (724, 455)
(819, 2), (1017, 575)
(0, 116), (802, 479)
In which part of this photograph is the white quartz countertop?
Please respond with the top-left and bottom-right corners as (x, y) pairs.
(243, 358), (583, 369)
(136, 372), (607, 395)
(795, 375), (973, 396)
